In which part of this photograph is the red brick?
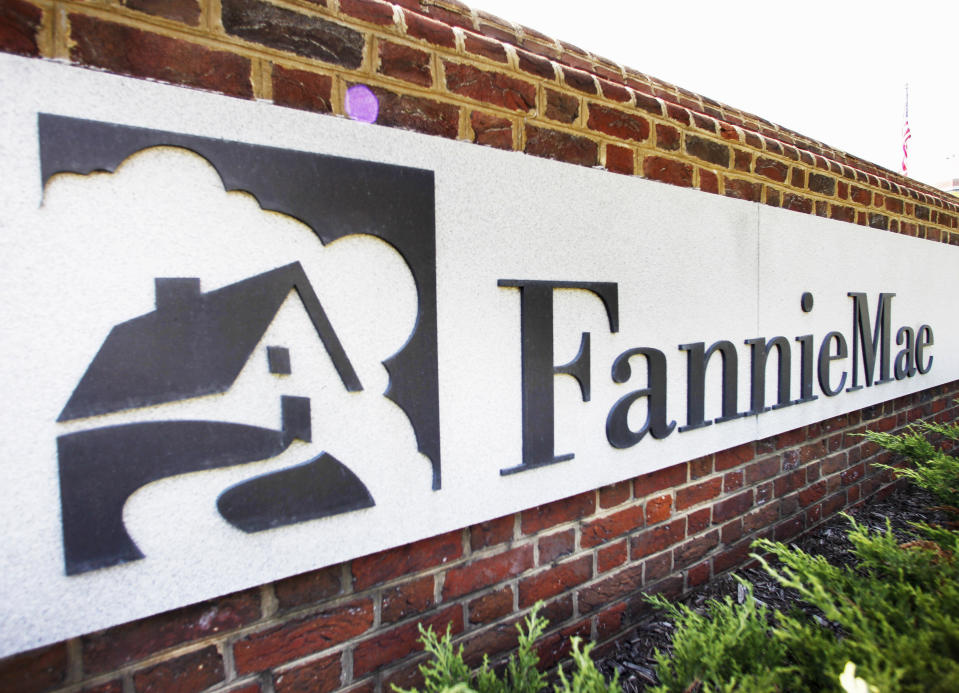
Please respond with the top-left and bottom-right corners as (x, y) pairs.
(699, 169), (719, 194)
(123, 0), (201, 25)
(133, 646), (224, 693)
(470, 514), (514, 550)
(745, 456), (780, 484)
(353, 531), (461, 591)
(445, 61), (535, 111)
(83, 590), (260, 674)
(716, 443), (756, 472)
(274, 653), (340, 693)
(688, 454), (713, 479)
(713, 539), (752, 574)
(419, 3), (473, 31)
(518, 555), (592, 607)
(539, 529), (575, 564)
(545, 88), (579, 123)
(645, 494), (672, 525)
(781, 449), (800, 471)
(734, 149), (752, 172)
(516, 48), (554, 79)
(0, 0), (42, 57)
(842, 463), (865, 486)
(382, 575), (434, 624)
(596, 603), (628, 641)
(223, 0), (363, 67)
(687, 561), (711, 588)
(809, 172), (836, 195)
(821, 452), (847, 476)
(724, 177), (762, 202)
(655, 123), (680, 152)
(468, 585), (513, 625)
(724, 470), (744, 492)
(536, 620), (591, 671)
(588, 103), (649, 142)
(634, 463), (687, 497)
(606, 144), (634, 175)
(339, 0), (395, 26)
(754, 156), (788, 183)
(674, 530), (719, 569)
(366, 86), (459, 138)
(642, 550), (671, 582)
(800, 439), (827, 463)
(721, 518), (744, 544)
(577, 564), (643, 613)
(850, 185), (871, 204)
(743, 504), (779, 534)
(83, 681), (124, 693)
(777, 426), (806, 449)
(443, 545), (533, 599)
(381, 658), (426, 693)
(403, 9), (454, 47)
(774, 515), (805, 542)
(562, 66), (596, 94)
(525, 125), (598, 167)
(848, 483), (861, 503)
(630, 518), (685, 559)
(275, 565), (341, 612)
(464, 31), (507, 62)
(234, 599), (372, 673)
(378, 39), (431, 87)
(0, 642), (67, 693)
(521, 490), (595, 534)
(271, 65), (332, 114)
(756, 481), (774, 505)
(712, 490), (753, 523)
(686, 134), (729, 167)
(599, 79), (631, 102)
(675, 477), (722, 510)
(821, 491), (847, 517)
(599, 480), (631, 508)
(354, 605), (463, 677)
(630, 91), (661, 117)
(798, 480), (827, 507)
(70, 15), (252, 98)
(686, 507), (711, 534)
(643, 155), (693, 188)
(783, 193), (813, 214)
(581, 505), (644, 548)
(597, 540), (628, 573)
(774, 469), (806, 497)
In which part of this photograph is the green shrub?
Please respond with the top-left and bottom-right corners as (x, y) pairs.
(753, 515), (959, 692)
(863, 419), (959, 512)
(645, 580), (793, 693)
(394, 602), (619, 693)
(646, 413), (959, 693)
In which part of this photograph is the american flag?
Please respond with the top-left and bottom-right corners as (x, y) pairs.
(902, 84), (911, 176)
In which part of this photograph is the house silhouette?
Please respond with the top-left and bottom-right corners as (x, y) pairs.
(56, 262), (375, 576)
(58, 261), (361, 422)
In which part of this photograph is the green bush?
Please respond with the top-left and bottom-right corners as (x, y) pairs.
(394, 602), (619, 693)
(647, 418), (959, 693)
(645, 580), (794, 693)
(864, 419), (959, 512)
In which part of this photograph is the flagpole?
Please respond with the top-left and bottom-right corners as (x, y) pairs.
(902, 83), (911, 177)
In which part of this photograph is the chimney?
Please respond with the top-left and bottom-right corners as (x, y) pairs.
(155, 278), (201, 310)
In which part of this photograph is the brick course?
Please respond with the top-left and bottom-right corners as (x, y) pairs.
(3, 1), (959, 689)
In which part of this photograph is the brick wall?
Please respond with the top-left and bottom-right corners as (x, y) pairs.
(2, 1), (959, 691)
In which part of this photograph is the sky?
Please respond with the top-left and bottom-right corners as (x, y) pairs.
(472, 0), (959, 189)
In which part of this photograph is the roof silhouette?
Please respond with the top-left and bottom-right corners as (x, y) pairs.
(58, 262), (360, 422)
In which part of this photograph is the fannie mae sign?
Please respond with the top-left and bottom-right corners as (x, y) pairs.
(1, 54), (957, 656)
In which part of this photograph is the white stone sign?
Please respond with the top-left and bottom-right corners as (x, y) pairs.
(1, 54), (957, 656)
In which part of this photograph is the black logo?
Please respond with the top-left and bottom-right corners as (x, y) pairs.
(41, 115), (440, 575)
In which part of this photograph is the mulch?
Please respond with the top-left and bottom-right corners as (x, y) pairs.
(596, 482), (950, 692)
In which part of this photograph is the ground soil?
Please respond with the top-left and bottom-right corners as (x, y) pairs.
(596, 482), (951, 692)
